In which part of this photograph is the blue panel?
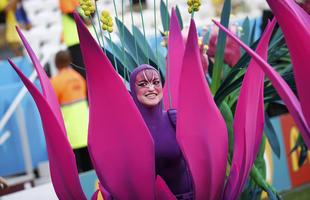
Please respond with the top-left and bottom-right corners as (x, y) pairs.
(270, 117), (292, 191)
(0, 57), (48, 176)
(79, 170), (98, 199)
(0, 57), (33, 85)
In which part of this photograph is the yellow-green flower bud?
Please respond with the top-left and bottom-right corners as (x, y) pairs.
(102, 24), (108, 30)
(80, 0), (95, 16)
(107, 27), (113, 33)
(100, 17), (107, 24)
(188, 7), (193, 13)
(101, 11), (110, 17)
(84, 10), (91, 16)
(81, 5), (88, 11)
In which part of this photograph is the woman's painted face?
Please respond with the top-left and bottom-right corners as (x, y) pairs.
(135, 69), (163, 108)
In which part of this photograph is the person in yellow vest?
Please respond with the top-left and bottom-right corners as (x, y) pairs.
(59, 0), (92, 80)
(51, 50), (92, 172)
(0, 0), (23, 58)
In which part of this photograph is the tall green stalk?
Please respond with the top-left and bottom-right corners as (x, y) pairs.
(121, 0), (127, 80)
(164, 0), (172, 108)
(139, 0), (149, 65)
(130, 0), (140, 64)
(94, 1), (107, 55)
(108, 33), (119, 73)
(113, 0), (127, 81)
(191, 12), (195, 19)
(90, 16), (102, 47)
(210, 0), (231, 94)
(153, 0), (159, 70)
(112, 0), (118, 18)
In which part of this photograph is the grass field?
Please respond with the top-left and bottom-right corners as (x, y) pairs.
(281, 183), (310, 200)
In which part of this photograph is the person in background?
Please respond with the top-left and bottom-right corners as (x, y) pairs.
(59, 0), (92, 80)
(15, 0), (31, 30)
(51, 50), (92, 172)
(0, 0), (23, 58)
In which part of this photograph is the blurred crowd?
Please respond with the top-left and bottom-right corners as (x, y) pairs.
(0, 0), (31, 59)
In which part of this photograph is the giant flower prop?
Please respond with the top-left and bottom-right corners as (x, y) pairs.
(6, 0), (310, 199)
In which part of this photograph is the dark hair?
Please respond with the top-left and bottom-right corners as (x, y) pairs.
(55, 50), (72, 69)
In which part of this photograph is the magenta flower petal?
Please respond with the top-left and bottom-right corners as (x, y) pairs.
(213, 20), (310, 148)
(223, 19), (276, 200)
(267, 0), (310, 147)
(177, 20), (228, 200)
(15, 27), (66, 134)
(155, 176), (177, 200)
(163, 8), (185, 110)
(74, 13), (156, 199)
(8, 60), (86, 200)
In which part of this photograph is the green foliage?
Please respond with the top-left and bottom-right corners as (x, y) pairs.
(160, 0), (170, 32)
(211, 0), (231, 94)
(115, 18), (148, 65)
(175, 6), (183, 30)
(240, 17), (250, 55)
(264, 112), (281, 158)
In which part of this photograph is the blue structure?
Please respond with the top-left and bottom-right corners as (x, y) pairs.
(0, 57), (48, 176)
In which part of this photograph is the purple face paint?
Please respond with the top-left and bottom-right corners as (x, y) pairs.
(130, 65), (193, 198)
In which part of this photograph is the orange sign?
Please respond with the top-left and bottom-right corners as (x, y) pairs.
(280, 114), (310, 187)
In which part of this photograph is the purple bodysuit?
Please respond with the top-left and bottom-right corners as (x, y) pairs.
(130, 64), (194, 200)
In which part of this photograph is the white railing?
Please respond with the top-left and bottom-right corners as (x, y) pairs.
(0, 55), (49, 186)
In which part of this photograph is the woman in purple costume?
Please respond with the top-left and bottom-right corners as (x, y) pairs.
(130, 64), (194, 200)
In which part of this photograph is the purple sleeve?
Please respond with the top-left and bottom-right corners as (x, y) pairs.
(167, 109), (177, 129)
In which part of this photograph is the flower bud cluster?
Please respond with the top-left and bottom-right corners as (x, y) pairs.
(187, 0), (201, 14)
(100, 10), (113, 33)
(80, 0), (95, 17)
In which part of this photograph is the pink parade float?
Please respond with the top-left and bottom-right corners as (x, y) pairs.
(6, 0), (310, 199)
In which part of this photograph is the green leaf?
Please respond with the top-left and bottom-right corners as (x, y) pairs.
(132, 25), (166, 77)
(203, 28), (211, 45)
(160, 0), (170, 32)
(104, 36), (137, 72)
(264, 112), (281, 158)
(250, 19), (257, 45)
(115, 18), (149, 65)
(241, 17), (250, 55)
(103, 47), (130, 81)
(214, 68), (244, 105)
(175, 5), (183, 30)
(298, 145), (308, 167)
(219, 101), (234, 159)
(132, 26), (156, 62)
(211, 0), (231, 94)
(270, 27), (283, 45)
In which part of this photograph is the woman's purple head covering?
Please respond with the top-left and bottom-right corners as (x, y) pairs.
(129, 64), (163, 122)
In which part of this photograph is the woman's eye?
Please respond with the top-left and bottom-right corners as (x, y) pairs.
(153, 81), (160, 85)
(138, 82), (147, 87)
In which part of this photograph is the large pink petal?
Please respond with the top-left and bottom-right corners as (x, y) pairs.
(16, 28), (66, 134)
(177, 20), (228, 200)
(213, 20), (310, 148)
(267, 0), (310, 147)
(163, 8), (185, 110)
(74, 13), (156, 200)
(8, 60), (86, 200)
(223, 19), (276, 200)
